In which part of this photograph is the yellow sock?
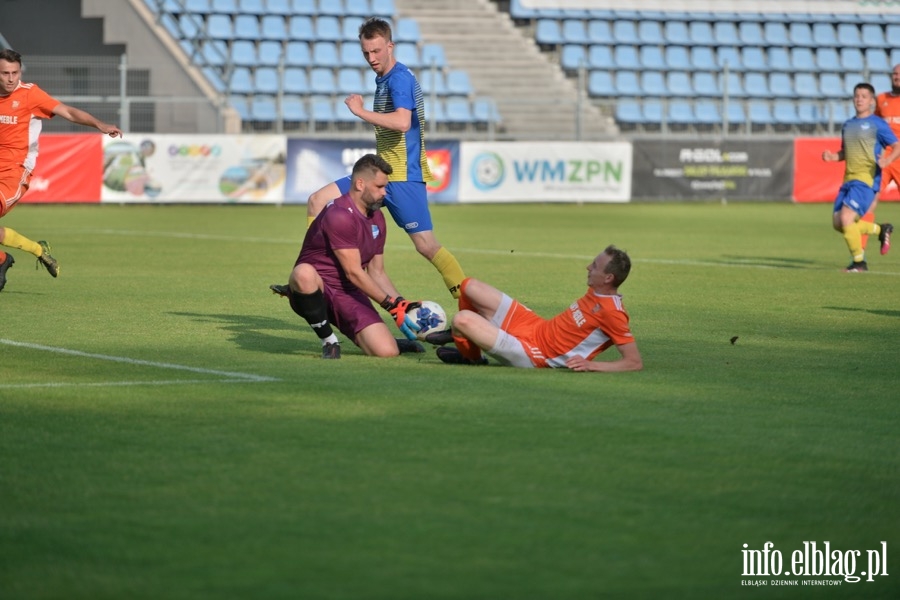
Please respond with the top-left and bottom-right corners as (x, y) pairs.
(843, 226), (865, 262)
(856, 221), (879, 237)
(2, 228), (42, 257)
(430, 246), (466, 299)
(307, 215), (316, 228)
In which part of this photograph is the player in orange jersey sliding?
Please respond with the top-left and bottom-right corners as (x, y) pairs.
(426, 245), (643, 373)
(0, 48), (122, 292)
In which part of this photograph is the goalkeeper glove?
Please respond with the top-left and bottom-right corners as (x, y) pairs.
(380, 295), (422, 340)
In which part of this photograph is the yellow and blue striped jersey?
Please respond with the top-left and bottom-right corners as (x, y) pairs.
(373, 62), (433, 183)
(841, 114), (898, 187)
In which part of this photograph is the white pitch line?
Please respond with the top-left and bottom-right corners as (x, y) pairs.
(0, 379), (264, 389)
(0, 339), (279, 388)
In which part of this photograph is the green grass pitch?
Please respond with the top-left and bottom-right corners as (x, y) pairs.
(1, 201), (898, 599)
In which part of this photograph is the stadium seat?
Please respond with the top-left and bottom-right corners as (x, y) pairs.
(640, 71), (666, 96)
(738, 22), (764, 46)
(233, 14), (260, 39)
(206, 14), (233, 39)
(250, 95), (277, 121)
(642, 99), (663, 126)
(815, 47), (839, 72)
(563, 19), (589, 44)
(282, 95), (307, 122)
(690, 46), (716, 71)
(561, 45), (586, 70)
(790, 47), (816, 72)
(796, 101), (821, 128)
(185, 0), (212, 12)
(812, 22), (838, 47)
(420, 69), (447, 96)
(445, 98), (473, 125)
(395, 18), (421, 43)
(613, 45), (640, 70)
(713, 22), (738, 46)
(667, 100), (695, 127)
(772, 100), (799, 127)
(289, 0), (315, 15)
(637, 21), (663, 45)
(312, 42), (339, 68)
(666, 71), (693, 96)
(342, 16), (365, 41)
(861, 24), (887, 48)
(888, 27), (900, 52)
(282, 67), (309, 94)
(825, 101), (848, 126)
(288, 16), (315, 41)
(587, 20), (613, 44)
(742, 47), (766, 71)
(341, 42), (367, 68)
(663, 21), (690, 45)
(472, 98), (500, 124)
(793, 73), (819, 98)
(420, 44), (447, 69)
(612, 20), (639, 44)
(229, 95), (251, 120)
(615, 100), (643, 127)
(837, 23), (863, 47)
(447, 71), (473, 97)
(370, 0), (395, 17)
(202, 67), (226, 92)
(768, 72), (795, 98)
(588, 45), (614, 70)
(689, 22), (715, 45)
(872, 74), (891, 95)
(725, 101), (746, 131)
(315, 15), (341, 41)
(748, 100), (775, 129)
(309, 68), (335, 94)
(316, 0), (344, 17)
(393, 42), (420, 68)
(767, 47), (791, 72)
(840, 48), (865, 72)
(639, 46), (665, 71)
(260, 15), (286, 40)
(819, 73), (844, 99)
(337, 68), (365, 95)
(344, 0), (371, 17)
(424, 98), (446, 123)
(201, 39), (228, 66)
(763, 22), (789, 46)
(254, 67), (279, 94)
(693, 100), (722, 127)
(211, 0), (237, 12)
(229, 67), (254, 94)
(744, 72), (771, 98)
(310, 96), (335, 124)
(266, 0), (291, 15)
(865, 49), (890, 74)
(238, 0), (264, 14)
(285, 41), (310, 65)
(535, 19), (563, 45)
(843, 73), (865, 95)
(717, 47), (743, 71)
(789, 22), (814, 47)
(613, 70), (641, 96)
(587, 70), (613, 96)
(664, 46), (690, 70)
(230, 39), (257, 66)
(693, 71), (719, 96)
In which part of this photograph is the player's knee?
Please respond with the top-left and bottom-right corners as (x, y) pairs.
(289, 263), (318, 292)
(451, 309), (479, 332)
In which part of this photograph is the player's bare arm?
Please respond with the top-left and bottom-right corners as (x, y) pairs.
(52, 103), (122, 137)
(344, 94), (411, 132)
(333, 247), (395, 302)
(877, 143), (900, 169)
(565, 342), (643, 373)
(822, 150), (843, 162)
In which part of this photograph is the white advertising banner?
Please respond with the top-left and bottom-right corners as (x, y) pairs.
(101, 134), (287, 203)
(459, 142), (632, 203)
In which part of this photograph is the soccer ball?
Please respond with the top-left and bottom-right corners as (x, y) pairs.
(410, 300), (449, 341)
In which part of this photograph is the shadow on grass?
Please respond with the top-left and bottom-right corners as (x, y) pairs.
(823, 306), (900, 319)
(169, 311), (316, 355)
(719, 256), (820, 269)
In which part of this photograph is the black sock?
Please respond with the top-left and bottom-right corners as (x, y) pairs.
(288, 289), (335, 341)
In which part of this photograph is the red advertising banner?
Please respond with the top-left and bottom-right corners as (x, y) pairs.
(22, 134), (102, 203)
(794, 137), (900, 203)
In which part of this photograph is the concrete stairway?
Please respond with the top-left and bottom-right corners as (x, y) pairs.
(393, 0), (617, 140)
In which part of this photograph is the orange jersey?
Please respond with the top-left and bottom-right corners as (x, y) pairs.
(503, 289), (635, 368)
(0, 81), (59, 171)
(876, 92), (900, 137)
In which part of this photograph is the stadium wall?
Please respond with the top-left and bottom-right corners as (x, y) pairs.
(21, 134), (900, 205)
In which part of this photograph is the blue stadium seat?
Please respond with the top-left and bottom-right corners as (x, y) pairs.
(337, 68), (365, 94)
(238, 0), (264, 14)
(283, 67), (309, 94)
(664, 46), (690, 71)
(725, 101), (746, 130)
(211, 0), (237, 12)
(769, 72), (795, 98)
(826, 101), (848, 126)
(535, 19), (563, 45)
(812, 22), (837, 47)
(230, 39), (257, 66)
(793, 73), (819, 98)
(615, 101), (643, 126)
(312, 42), (339, 68)
(260, 15), (286, 40)
(342, 16), (365, 41)
(772, 100), (800, 126)
(693, 72), (719, 96)
(738, 22), (764, 45)
(837, 23), (863, 47)
(742, 47), (766, 71)
(639, 46), (665, 71)
(310, 96), (336, 123)
(250, 96), (277, 121)
(288, 16), (315, 41)
(282, 95), (307, 122)
(587, 20), (613, 44)
(201, 39), (228, 65)
(744, 72), (770, 98)
(720, 73), (747, 98)
(393, 42), (420, 69)
(815, 47), (839, 71)
(613, 45), (640, 70)
(640, 70), (666, 96)
(713, 22), (738, 46)
(472, 98), (500, 124)
(690, 46), (716, 71)
(789, 22), (814, 47)
(561, 44), (586, 70)
(612, 20), (639, 44)
(185, 0), (212, 12)
(563, 19), (589, 44)
(202, 67), (227, 92)
(666, 71), (693, 96)
(424, 98), (446, 123)
(819, 73), (844, 98)
(873, 74), (891, 95)
(206, 14), (233, 39)
(748, 100), (775, 128)
(796, 101), (821, 127)
(840, 48), (865, 71)
(420, 44), (447, 69)
(509, 0), (536, 19)
(843, 73), (865, 95)
(588, 45), (614, 70)
(613, 70), (641, 96)
(445, 98), (474, 124)
(790, 48), (816, 72)
(344, 0), (371, 17)
(285, 41), (310, 65)
(763, 22), (788, 46)
(229, 95), (251, 120)
(229, 67), (254, 94)
(865, 48), (890, 74)
(341, 42), (367, 68)
(233, 14), (260, 39)
(587, 70), (613, 96)
(693, 100), (722, 127)
(888, 27), (900, 51)
(861, 24), (887, 48)
(642, 99), (663, 124)
(420, 69), (447, 95)
(689, 22), (715, 45)
(254, 67), (279, 93)
(447, 71), (473, 97)
(289, 0), (315, 15)
(266, 0), (291, 15)
(309, 68), (335, 94)
(717, 47), (743, 71)
(316, 0), (344, 17)
(370, 0), (396, 17)
(663, 21), (690, 45)
(315, 15), (341, 41)
(667, 100), (695, 126)
(767, 47), (791, 72)
(395, 18), (421, 43)
(637, 21), (663, 45)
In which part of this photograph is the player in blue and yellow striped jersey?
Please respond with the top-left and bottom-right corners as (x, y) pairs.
(822, 83), (900, 272)
(306, 18), (466, 299)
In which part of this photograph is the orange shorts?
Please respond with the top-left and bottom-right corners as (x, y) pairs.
(0, 166), (32, 218)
